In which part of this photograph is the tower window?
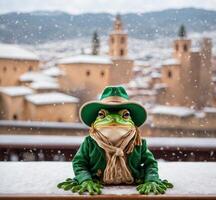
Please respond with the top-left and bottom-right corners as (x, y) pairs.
(183, 44), (188, 52)
(167, 70), (172, 78)
(121, 37), (125, 44)
(29, 66), (33, 71)
(120, 49), (124, 56)
(111, 37), (114, 44)
(13, 114), (18, 120)
(100, 71), (105, 77)
(175, 44), (179, 51)
(3, 66), (7, 72)
(86, 70), (91, 76)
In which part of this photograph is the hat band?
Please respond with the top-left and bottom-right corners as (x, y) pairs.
(101, 96), (128, 104)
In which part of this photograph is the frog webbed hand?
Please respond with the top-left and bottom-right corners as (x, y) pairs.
(136, 179), (173, 195)
(72, 180), (103, 195)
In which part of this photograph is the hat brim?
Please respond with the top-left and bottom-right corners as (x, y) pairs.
(79, 101), (147, 127)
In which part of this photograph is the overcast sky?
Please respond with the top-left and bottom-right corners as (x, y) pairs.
(0, 0), (216, 14)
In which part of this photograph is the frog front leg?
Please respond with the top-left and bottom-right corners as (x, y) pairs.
(136, 179), (173, 195)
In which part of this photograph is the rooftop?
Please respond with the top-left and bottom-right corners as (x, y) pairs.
(151, 105), (195, 117)
(58, 54), (112, 65)
(42, 67), (64, 77)
(0, 86), (34, 97)
(30, 81), (59, 90)
(25, 92), (79, 105)
(0, 43), (39, 61)
(19, 72), (57, 83)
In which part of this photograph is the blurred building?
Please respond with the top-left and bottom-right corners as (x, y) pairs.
(58, 14), (133, 103)
(0, 44), (39, 86)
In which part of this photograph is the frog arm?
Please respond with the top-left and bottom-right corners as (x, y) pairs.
(72, 136), (92, 184)
(141, 139), (160, 183)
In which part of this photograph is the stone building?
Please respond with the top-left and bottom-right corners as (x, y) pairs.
(58, 15), (133, 103)
(145, 27), (216, 137)
(25, 92), (79, 122)
(0, 44), (39, 86)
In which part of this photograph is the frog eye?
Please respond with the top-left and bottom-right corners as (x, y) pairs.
(98, 109), (107, 119)
(122, 110), (130, 119)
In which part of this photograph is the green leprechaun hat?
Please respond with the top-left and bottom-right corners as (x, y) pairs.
(79, 86), (147, 127)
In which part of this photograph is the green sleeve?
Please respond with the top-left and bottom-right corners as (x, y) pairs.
(141, 139), (160, 183)
(72, 136), (92, 184)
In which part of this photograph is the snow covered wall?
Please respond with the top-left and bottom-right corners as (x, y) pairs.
(0, 162), (216, 195)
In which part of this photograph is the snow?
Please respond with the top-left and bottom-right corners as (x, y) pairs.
(151, 105), (195, 117)
(0, 43), (39, 61)
(163, 58), (180, 66)
(204, 107), (216, 114)
(42, 67), (64, 77)
(25, 92), (79, 105)
(0, 162), (216, 195)
(154, 83), (167, 90)
(0, 135), (215, 149)
(151, 71), (161, 78)
(0, 86), (34, 96)
(30, 81), (59, 90)
(58, 54), (112, 65)
(19, 72), (57, 83)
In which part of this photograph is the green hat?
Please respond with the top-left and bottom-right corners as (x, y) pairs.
(79, 86), (147, 127)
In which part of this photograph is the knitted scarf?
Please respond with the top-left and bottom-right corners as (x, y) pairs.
(89, 126), (142, 185)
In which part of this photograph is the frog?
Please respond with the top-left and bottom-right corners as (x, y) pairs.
(58, 86), (173, 195)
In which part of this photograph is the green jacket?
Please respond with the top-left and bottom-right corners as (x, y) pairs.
(72, 136), (159, 184)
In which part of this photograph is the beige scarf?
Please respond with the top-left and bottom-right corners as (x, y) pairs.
(89, 126), (142, 185)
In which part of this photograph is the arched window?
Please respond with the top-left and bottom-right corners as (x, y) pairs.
(13, 114), (18, 120)
(167, 70), (172, 78)
(86, 70), (90, 76)
(183, 44), (188, 52)
(175, 44), (179, 51)
(100, 71), (105, 77)
(28, 66), (33, 71)
(120, 49), (124, 56)
(111, 37), (114, 44)
(3, 66), (7, 72)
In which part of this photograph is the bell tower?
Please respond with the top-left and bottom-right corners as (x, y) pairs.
(109, 14), (128, 57)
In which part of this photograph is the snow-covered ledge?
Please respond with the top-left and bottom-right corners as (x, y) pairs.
(0, 162), (216, 199)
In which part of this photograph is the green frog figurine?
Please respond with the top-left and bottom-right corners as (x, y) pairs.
(58, 86), (173, 195)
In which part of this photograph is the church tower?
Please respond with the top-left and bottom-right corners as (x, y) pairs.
(109, 14), (128, 57)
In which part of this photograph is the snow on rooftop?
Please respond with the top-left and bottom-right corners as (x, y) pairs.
(25, 92), (79, 105)
(151, 105), (195, 117)
(58, 54), (112, 65)
(30, 81), (59, 90)
(42, 67), (64, 77)
(204, 107), (216, 114)
(0, 43), (39, 61)
(19, 72), (57, 83)
(0, 162), (216, 195)
(151, 71), (161, 78)
(0, 86), (33, 96)
(154, 83), (167, 90)
(163, 58), (180, 66)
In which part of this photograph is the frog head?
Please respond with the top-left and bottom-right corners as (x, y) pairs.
(92, 108), (136, 143)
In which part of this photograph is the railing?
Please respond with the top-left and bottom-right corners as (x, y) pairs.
(0, 135), (216, 161)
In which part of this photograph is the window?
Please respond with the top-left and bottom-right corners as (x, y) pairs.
(13, 67), (17, 71)
(183, 44), (188, 52)
(121, 37), (125, 44)
(175, 44), (179, 51)
(86, 70), (90, 76)
(100, 71), (105, 77)
(28, 66), (33, 71)
(111, 37), (114, 44)
(13, 114), (18, 120)
(58, 118), (62, 122)
(120, 49), (124, 56)
(3, 66), (7, 72)
(167, 70), (172, 78)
